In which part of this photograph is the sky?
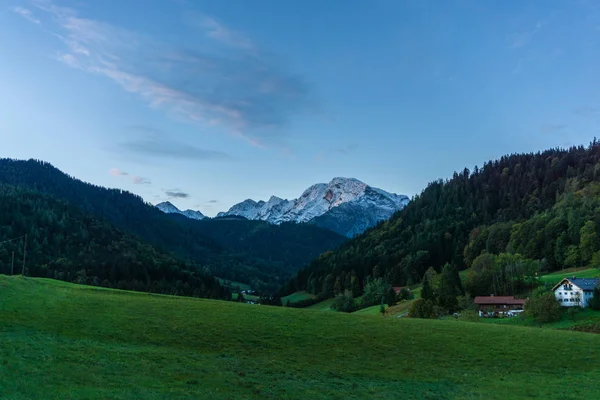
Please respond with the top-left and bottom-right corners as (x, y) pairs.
(3, 0), (600, 216)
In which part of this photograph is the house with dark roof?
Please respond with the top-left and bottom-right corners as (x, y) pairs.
(473, 296), (526, 314)
(552, 277), (599, 308)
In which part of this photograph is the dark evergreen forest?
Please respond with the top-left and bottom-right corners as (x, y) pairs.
(0, 159), (346, 292)
(283, 141), (600, 299)
(0, 185), (229, 298)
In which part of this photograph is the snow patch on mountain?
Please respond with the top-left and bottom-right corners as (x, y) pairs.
(217, 177), (409, 236)
(156, 201), (206, 220)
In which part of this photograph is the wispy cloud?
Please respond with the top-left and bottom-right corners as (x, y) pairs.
(333, 144), (358, 155)
(574, 106), (600, 118)
(207, 199), (219, 204)
(133, 176), (151, 184)
(508, 21), (543, 49)
(109, 168), (128, 176)
(120, 137), (230, 161)
(13, 6), (40, 24)
(540, 123), (568, 134)
(110, 167), (151, 184)
(195, 14), (254, 50)
(165, 190), (190, 199)
(21, 1), (316, 148)
(314, 144), (358, 161)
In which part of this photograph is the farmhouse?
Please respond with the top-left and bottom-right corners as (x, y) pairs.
(552, 277), (599, 308)
(474, 296), (526, 314)
(392, 287), (406, 294)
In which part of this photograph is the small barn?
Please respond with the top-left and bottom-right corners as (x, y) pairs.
(474, 296), (526, 314)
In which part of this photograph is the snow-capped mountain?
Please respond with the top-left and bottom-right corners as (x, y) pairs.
(156, 201), (206, 220)
(217, 177), (409, 237)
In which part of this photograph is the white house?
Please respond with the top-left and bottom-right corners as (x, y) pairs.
(552, 277), (599, 308)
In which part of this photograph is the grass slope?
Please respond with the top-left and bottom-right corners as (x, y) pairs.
(538, 268), (599, 285)
(479, 308), (600, 330)
(305, 297), (336, 311)
(281, 291), (315, 304)
(2, 276), (600, 399)
(352, 304), (386, 315)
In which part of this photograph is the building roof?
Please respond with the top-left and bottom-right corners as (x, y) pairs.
(392, 286), (407, 294)
(552, 277), (600, 291)
(473, 296), (526, 305)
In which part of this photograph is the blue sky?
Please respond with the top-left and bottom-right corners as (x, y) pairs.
(3, 0), (600, 216)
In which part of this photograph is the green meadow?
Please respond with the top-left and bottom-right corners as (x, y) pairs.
(537, 268), (599, 285)
(281, 290), (314, 304)
(2, 276), (600, 400)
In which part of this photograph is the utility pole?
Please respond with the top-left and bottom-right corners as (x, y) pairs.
(11, 251), (14, 275)
(21, 234), (27, 277)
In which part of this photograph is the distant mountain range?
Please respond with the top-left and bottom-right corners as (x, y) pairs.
(0, 159), (346, 292)
(214, 177), (409, 237)
(156, 201), (206, 220)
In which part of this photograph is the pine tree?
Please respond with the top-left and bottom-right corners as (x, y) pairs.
(421, 277), (434, 302)
(351, 276), (361, 297)
(437, 264), (460, 312)
(333, 276), (343, 296)
(580, 221), (599, 264)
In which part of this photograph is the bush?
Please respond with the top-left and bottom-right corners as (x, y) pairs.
(525, 291), (562, 325)
(588, 287), (600, 310)
(361, 278), (392, 308)
(331, 291), (358, 313)
(458, 310), (480, 322)
(457, 294), (477, 311)
(397, 288), (412, 301)
(408, 298), (435, 319)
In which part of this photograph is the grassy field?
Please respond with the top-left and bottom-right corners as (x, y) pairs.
(216, 278), (252, 291)
(352, 304), (386, 315)
(305, 297), (335, 311)
(2, 276), (600, 399)
(281, 291), (315, 304)
(538, 268), (599, 285)
(386, 300), (415, 317)
(478, 307), (600, 330)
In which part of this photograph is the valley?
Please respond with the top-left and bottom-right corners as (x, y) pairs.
(6, 2), (600, 398)
(2, 275), (600, 400)
(0, 159), (346, 292)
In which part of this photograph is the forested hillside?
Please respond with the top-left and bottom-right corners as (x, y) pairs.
(0, 185), (228, 298)
(191, 217), (346, 271)
(0, 159), (345, 291)
(282, 141), (600, 298)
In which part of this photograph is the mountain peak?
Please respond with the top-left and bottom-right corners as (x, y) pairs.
(329, 177), (363, 184)
(156, 201), (205, 220)
(218, 177), (409, 236)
